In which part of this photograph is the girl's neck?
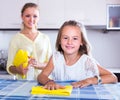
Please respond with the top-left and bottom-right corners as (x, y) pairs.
(64, 52), (81, 66)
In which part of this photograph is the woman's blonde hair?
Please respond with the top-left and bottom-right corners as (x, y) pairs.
(21, 2), (39, 30)
(21, 2), (39, 16)
(56, 20), (92, 56)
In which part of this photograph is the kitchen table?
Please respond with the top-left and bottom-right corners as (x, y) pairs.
(0, 79), (120, 100)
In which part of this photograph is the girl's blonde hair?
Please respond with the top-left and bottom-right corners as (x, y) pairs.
(56, 20), (92, 56)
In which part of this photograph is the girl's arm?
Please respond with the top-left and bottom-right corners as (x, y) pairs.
(98, 65), (118, 84)
(37, 56), (65, 90)
(37, 56), (54, 85)
(71, 65), (118, 88)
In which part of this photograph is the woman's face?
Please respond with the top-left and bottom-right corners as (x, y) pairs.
(21, 7), (39, 29)
(60, 26), (82, 55)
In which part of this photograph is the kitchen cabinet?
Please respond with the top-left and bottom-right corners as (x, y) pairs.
(38, 0), (64, 29)
(0, 0), (120, 29)
(0, 0), (64, 29)
(106, 0), (120, 30)
(106, 0), (120, 4)
(0, 0), (38, 29)
(64, 0), (120, 26)
(107, 5), (120, 30)
(64, 0), (106, 26)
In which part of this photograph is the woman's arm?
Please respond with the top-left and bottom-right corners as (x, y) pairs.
(9, 64), (28, 75)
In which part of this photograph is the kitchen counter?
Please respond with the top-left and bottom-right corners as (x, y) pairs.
(107, 67), (120, 73)
(0, 71), (13, 79)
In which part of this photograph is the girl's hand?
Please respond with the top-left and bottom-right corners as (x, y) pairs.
(71, 78), (92, 88)
(44, 81), (65, 90)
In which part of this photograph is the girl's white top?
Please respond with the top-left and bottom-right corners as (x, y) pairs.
(51, 51), (99, 81)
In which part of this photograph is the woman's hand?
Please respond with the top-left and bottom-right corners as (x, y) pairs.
(28, 57), (46, 69)
(71, 78), (93, 88)
(16, 64), (28, 75)
(44, 81), (65, 90)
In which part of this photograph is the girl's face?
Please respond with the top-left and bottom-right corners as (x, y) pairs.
(60, 26), (82, 55)
(21, 7), (39, 29)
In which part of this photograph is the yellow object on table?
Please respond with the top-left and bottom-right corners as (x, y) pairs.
(13, 49), (29, 79)
(31, 85), (73, 96)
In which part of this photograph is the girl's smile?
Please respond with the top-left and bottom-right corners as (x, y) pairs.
(61, 26), (82, 55)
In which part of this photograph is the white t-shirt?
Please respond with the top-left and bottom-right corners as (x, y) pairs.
(51, 51), (99, 81)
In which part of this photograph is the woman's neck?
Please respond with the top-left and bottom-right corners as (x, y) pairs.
(21, 28), (38, 41)
(21, 28), (37, 34)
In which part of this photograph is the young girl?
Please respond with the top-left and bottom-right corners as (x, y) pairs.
(6, 3), (52, 80)
(37, 20), (117, 89)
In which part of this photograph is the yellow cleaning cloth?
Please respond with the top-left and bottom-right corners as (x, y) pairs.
(31, 85), (73, 96)
(13, 49), (29, 78)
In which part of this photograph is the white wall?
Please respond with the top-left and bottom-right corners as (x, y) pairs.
(87, 30), (120, 69)
(0, 30), (120, 71)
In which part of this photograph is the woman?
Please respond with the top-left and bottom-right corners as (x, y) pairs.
(6, 2), (52, 80)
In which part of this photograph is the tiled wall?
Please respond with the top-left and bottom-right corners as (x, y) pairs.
(0, 29), (120, 71)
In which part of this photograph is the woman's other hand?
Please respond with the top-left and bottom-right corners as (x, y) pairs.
(28, 57), (46, 69)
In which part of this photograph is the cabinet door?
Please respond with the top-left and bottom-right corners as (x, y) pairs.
(106, 0), (120, 4)
(64, 0), (106, 25)
(0, 0), (119, 29)
(38, 0), (64, 29)
(0, 0), (38, 29)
